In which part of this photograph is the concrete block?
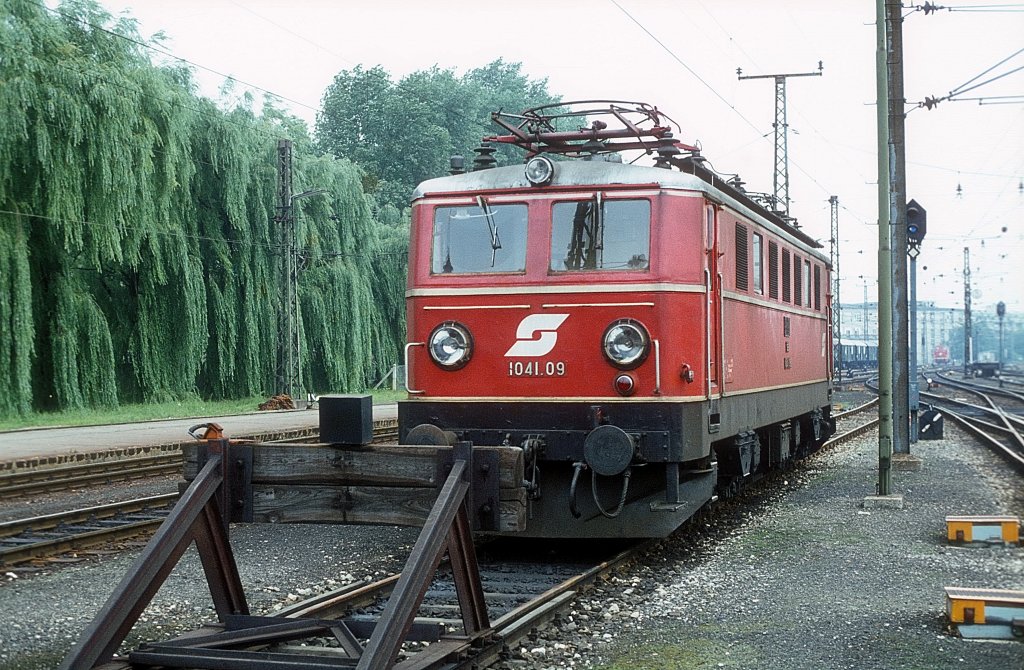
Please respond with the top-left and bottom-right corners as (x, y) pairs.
(893, 453), (923, 471)
(863, 494), (905, 510)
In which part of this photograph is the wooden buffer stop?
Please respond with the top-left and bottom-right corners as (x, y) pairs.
(59, 395), (528, 669)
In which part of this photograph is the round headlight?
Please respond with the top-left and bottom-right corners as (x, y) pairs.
(525, 155), (555, 186)
(602, 319), (650, 369)
(428, 322), (473, 369)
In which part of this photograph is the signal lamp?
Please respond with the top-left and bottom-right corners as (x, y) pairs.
(614, 374), (636, 396)
(428, 322), (473, 370)
(906, 199), (927, 245)
(525, 155), (555, 186)
(602, 319), (650, 369)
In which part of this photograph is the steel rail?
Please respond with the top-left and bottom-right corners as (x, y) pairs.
(0, 456), (183, 500)
(0, 494), (178, 566)
(0, 420), (400, 499)
(921, 379), (1024, 472)
(823, 417), (880, 448)
(940, 411), (1024, 473)
(933, 372), (1024, 408)
(59, 414), (881, 669)
(834, 397), (878, 420)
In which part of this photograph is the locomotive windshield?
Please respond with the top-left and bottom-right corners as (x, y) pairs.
(431, 203), (528, 274)
(551, 198), (650, 271)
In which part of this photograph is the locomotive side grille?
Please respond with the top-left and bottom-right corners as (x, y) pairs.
(782, 249), (791, 303)
(768, 241), (779, 299)
(735, 223), (749, 291)
(794, 255), (803, 306)
(813, 264), (822, 311)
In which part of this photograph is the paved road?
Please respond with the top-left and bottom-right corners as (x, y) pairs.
(0, 404), (399, 465)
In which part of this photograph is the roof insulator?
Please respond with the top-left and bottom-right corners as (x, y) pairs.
(654, 134), (681, 169)
(472, 143), (497, 171)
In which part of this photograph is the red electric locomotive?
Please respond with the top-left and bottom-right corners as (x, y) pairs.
(399, 102), (835, 538)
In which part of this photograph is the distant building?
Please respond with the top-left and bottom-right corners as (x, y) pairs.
(837, 301), (963, 366)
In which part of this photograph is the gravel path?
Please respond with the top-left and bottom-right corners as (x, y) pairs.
(493, 422), (1023, 670)
(0, 524), (417, 669)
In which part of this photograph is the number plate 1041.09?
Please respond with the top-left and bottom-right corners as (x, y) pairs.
(508, 361), (566, 377)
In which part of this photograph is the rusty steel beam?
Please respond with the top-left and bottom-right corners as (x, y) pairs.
(357, 459), (489, 670)
(59, 457), (244, 669)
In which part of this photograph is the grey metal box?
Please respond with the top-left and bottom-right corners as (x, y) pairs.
(319, 394), (373, 445)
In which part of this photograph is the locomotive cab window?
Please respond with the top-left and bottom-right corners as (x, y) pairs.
(551, 198), (650, 271)
(752, 233), (764, 294)
(432, 202), (528, 274)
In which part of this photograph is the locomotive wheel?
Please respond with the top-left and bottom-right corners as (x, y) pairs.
(403, 423), (457, 446)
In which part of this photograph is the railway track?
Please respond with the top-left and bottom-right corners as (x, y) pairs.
(922, 375), (1024, 473)
(0, 420), (400, 566)
(0, 419), (400, 500)
(0, 494), (177, 566)
(79, 417), (875, 669)
(0, 453), (183, 500)
(124, 545), (642, 670)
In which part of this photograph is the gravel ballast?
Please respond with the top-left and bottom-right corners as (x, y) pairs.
(1, 418), (1021, 669)
(497, 421), (1023, 670)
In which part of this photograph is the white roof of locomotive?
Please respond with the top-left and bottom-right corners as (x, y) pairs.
(413, 161), (714, 199)
(412, 161), (828, 262)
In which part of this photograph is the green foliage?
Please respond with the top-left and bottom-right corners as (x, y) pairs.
(315, 59), (561, 210)
(0, 0), (407, 418)
(0, 1), (564, 420)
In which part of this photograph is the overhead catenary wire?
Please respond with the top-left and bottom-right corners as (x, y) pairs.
(32, 0), (549, 163)
(32, 0), (323, 115)
(915, 49), (1024, 110)
(0, 208), (405, 263)
(610, 0), (848, 212)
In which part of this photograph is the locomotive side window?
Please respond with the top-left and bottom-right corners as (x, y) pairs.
(735, 223), (748, 291)
(782, 249), (791, 303)
(752, 233), (764, 294)
(705, 206), (715, 251)
(794, 255), (803, 306)
(768, 241), (779, 299)
(432, 203), (528, 274)
(550, 198), (650, 271)
(803, 259), (812, 307)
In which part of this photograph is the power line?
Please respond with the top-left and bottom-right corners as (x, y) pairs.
(0, 208), (403, 262)
(12, 43), (302, 148)
(692, 3), (876, 189)
(610, 0), (846, 212)
(609, 0), (763, 138)
(0, 208), (284, 253)
(33, 0), (323, 114)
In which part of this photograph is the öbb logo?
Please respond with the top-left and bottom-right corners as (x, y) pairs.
(504, 314), (569, 357)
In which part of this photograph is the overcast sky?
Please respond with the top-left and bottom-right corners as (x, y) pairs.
(82, 0), (1023, 313)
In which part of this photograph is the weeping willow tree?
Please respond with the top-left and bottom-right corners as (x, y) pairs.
(0, 0), (408, 417)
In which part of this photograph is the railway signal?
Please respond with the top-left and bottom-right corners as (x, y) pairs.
(906, 199), (927, 247)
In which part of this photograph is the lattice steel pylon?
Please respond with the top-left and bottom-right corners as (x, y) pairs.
(829, 195), (842, 378)
(275, 139), (298, 399)
(963, 246), (972, 375)
(738, 62), (823, 216)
